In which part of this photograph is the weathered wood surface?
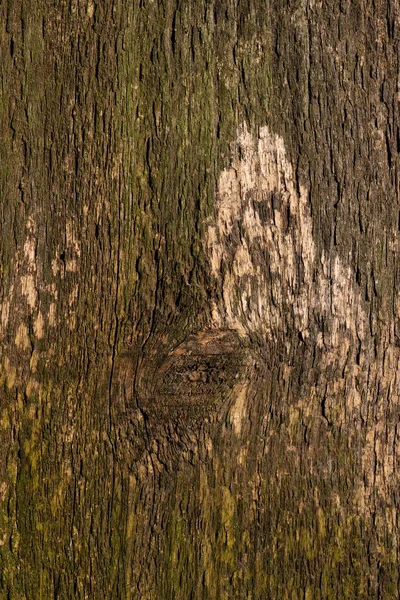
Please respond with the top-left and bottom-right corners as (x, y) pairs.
(1, 1), (400, 598)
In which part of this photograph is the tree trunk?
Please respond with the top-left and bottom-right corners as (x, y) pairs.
(1, 1), (400, 598)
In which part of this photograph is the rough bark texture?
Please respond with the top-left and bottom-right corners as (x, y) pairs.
(1, 1), (400, 598)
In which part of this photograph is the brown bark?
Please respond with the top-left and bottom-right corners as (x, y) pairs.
(1, 1), (400, 598)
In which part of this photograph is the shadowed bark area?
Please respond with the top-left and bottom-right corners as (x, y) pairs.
(1, 1), (400, 598)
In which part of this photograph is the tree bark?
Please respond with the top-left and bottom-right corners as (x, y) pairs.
(1, 1), (400, 598)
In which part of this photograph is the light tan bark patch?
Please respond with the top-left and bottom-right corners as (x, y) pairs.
(206, 123), (367, 349)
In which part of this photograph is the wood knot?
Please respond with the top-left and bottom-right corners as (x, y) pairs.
(136, 329), (252, 417)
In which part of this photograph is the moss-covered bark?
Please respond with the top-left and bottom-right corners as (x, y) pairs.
(1, 1), (400, 598)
